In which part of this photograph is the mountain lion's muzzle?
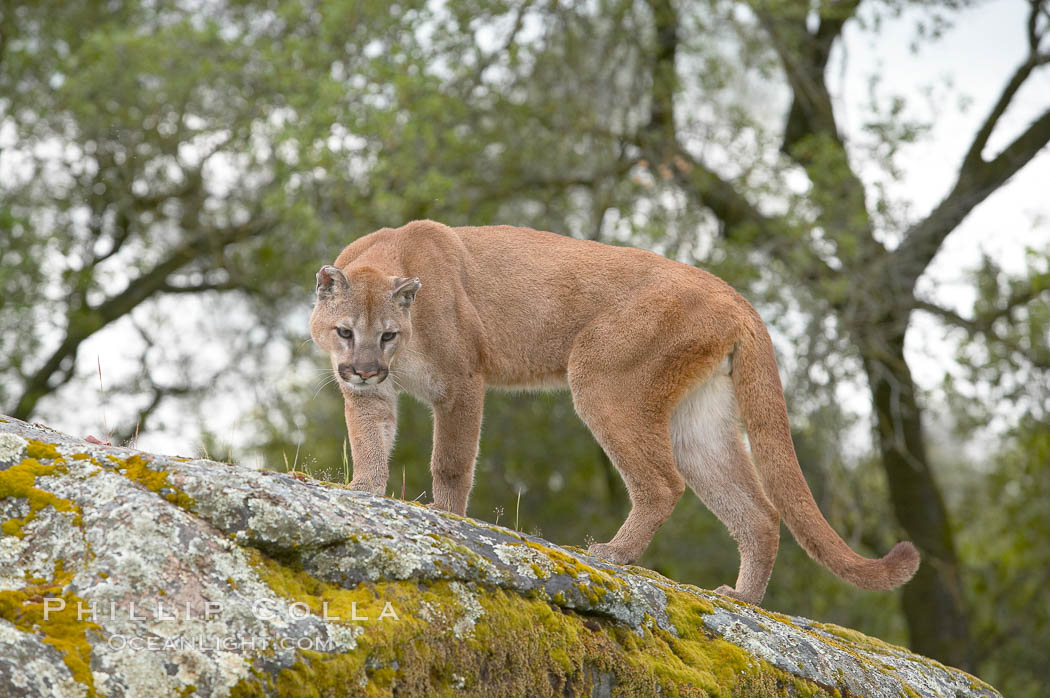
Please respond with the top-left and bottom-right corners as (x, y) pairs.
(338, 362), (389, 386)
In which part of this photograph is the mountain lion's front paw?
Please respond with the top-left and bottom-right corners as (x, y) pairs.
(713, 585), (751, 603)
(347, 479), (384, 494)
(587, 542), (636, 565)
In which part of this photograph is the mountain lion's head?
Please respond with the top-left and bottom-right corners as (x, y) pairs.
(309, 265), (421, 391)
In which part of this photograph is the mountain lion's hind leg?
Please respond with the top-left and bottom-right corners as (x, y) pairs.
(570, 380), (686, 565)
(671, 370), (780, 605)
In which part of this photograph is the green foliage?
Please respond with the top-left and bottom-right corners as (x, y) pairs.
(957, 420), (1050, 697)
(0, 0), (544, 426)
(942, 249), (1050, 432)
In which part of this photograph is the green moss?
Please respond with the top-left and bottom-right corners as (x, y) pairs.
(26, 440), (62, 460)
(744, 602), (800, 629)
(0, 434), (940, 697)
(520, 539), (629, 602)
(0, 457), (82, 538)
(230, 546), (837, 697)
(811, 622), (908, 654)
(621, 564), (677, 583)
(730, 672), (835, 697)
(809, 620), (996, 695)
(109, 454), (195, 509)
(399, 499), (426, 508)
(415, 532), (500, 577)
(0, 441), (97, 691)
(0, 561), (100, 696)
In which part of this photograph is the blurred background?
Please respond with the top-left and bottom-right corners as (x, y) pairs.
(1, 0), (1048, 693)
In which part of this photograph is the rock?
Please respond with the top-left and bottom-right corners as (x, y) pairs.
(0, 415), (999, 697)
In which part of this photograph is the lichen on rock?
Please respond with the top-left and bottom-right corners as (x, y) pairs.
(0, 416), (1000, 697)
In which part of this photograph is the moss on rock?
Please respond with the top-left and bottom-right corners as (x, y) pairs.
(229, 546), (836, 697)
(0, 561), (100, 696)
(0, 456), (82, 538)
(109, 453), (196, 509)
(0, 416), (1003, 698)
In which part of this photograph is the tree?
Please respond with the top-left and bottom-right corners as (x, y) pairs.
(0, 0), (514, 434)
(378, 0), (1049, 670)
(4, 0), (1049, 679)
(1, 0), (324, 428)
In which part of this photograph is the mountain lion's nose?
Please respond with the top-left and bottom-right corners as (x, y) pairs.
(355, 367), (379, 379)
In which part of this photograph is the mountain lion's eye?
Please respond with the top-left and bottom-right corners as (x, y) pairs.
(336, 327), (353, 339)
(381, 331), (397, 342)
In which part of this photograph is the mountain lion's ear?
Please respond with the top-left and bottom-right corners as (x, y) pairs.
(392, 276), (421, 307)
(316, 265), (349, 299)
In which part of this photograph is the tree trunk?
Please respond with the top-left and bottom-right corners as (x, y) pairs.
(862, 334), (975, 670)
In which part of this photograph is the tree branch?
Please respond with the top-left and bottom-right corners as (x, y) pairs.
(640, 0), (780, 241)
(894, 105), (1050, 293)
(10, 214), (275, 420)
(916, 279), (1050, 329)
(110, 381), (196, 447)
(665, 147), (776, 237)
(913, 296), (1050, 369)
(158, 280), (240, 294)
(895, 1), (1050, 292)
(913, 300), (985, 334)
(751, 0), (882, 268)
(644, 0), (678, 144)
(758, 0), (861, 153)
(962, 0), (1049, 170)
(632, 0), (856, 307)
(464, 0), (534, 93)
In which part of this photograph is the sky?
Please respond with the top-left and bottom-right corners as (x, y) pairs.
(19, 0), (1050, 459)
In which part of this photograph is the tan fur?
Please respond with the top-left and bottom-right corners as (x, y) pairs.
(309, 220), (919, 604)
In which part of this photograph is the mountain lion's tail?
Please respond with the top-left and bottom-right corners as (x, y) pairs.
(730, 313), (920, 590)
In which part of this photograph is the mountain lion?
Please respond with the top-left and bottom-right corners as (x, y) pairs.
(309, 220), (919, 604)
